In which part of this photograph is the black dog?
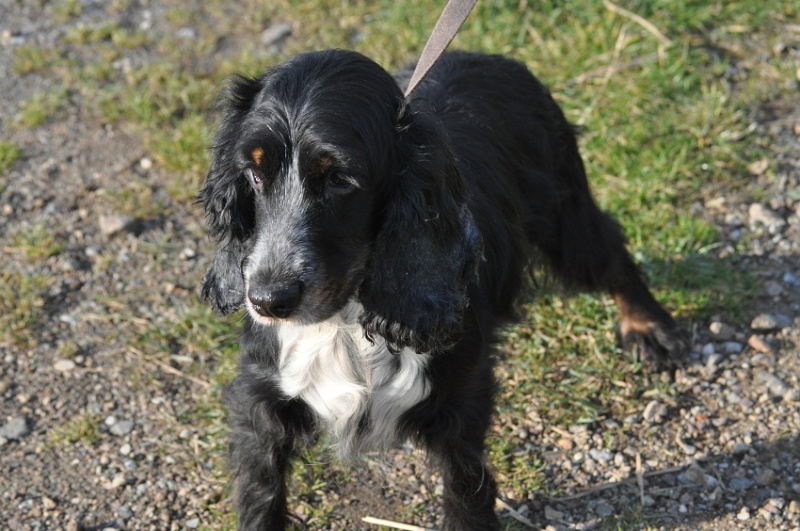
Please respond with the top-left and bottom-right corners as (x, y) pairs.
(198, 49), (687, 530)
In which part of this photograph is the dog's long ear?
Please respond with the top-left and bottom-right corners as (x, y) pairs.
(359, 102), (483, 352)
(197, 76), (262, 314)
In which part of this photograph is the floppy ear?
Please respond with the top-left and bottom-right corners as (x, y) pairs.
(197, 76), (262, 314)
(358, 102), (483, 352)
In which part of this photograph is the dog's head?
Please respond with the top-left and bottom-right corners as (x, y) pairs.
(198, 49), (482, 352)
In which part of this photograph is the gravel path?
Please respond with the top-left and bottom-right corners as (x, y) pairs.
(1, 2), (799, 530)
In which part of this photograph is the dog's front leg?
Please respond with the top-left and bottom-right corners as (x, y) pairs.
(226, 369), (312, 530)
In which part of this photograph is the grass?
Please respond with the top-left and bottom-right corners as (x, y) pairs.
(44, 413), (103, 449)
(9, 0), (794, 526)
(18, 89), (70, 128)
(0, 141), (22, 177)
(0, 271), (50, 349)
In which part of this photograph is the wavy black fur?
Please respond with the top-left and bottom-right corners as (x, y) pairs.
(197, 49), (689, 530)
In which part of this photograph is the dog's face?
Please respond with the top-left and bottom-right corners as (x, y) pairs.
(199, 50), (482, 351)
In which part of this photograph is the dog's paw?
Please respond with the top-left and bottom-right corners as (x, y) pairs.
(620, 319), (690, 373)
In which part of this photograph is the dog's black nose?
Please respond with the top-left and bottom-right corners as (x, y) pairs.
(248, 281), (304, 319)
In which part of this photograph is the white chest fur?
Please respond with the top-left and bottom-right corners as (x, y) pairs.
(276, 302), (431, 461)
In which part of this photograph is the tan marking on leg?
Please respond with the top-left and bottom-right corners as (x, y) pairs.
(614, 293), (655, 337)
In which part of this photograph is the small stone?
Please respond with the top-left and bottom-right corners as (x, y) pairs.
(139, 157), (153, 170)
(544, 506), (563, 521)
(53, 359), (76, 372)
(105, 415), (117, 426)
(757, 370), (800, 401)
(186, 518), (200, 529)
(98, 215), (135, 237)
(589, 448), (614, 463)
(180, 247), (196, 260)
(737, 507), (751, 521)
(117, 504), (133, 520)
(0, 416), (30, 440)
(261, 22), (292, 47)
(729, 477), (755, 491)
(176, 27), (196, 39)
(643, 400), (667, 423)
(119, 443), (132, 456)
(755, 469), (776, 486)
(751, 313), (792, 332)
(748, 203), (785, 228)
(732, 442), (750, 455)
(42, 497), (57, 510)
(788, 500), (799, 514)
(783, 272), (800, 287)
(109, 420), (134, 436)
(722, 341), (743, 354)
(595, 500), (614, 518)
(106, 473), (127, 490)
(709, 321), (735, 340)
(748, 335), (773, 354)
(748, 159), (769, 175)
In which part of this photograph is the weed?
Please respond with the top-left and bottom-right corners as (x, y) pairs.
(18, 89), (70, 129)
(13, 46), (64, 74)
(0, 141), (22, 177)
(7, 223), (66, 261)
(45, 413), (103, 449)
(0, 271), (49, 348)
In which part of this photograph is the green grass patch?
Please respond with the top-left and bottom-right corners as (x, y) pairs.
(45, 413), (103, 449)
(13, 46), (65, 74)
(7, 223), (66, 261)
(0, 141), (22, 177)
(0, 271), (50, 349)
(18, 89), (70, 128)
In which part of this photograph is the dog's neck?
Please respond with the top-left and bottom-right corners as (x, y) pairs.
(274, 301), (431, 461)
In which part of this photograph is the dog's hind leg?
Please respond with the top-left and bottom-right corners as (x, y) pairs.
(529, 137), (689, 372)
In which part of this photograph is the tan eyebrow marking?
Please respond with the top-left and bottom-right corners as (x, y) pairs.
(316, 156), (333, 174)
(251, 147), (265, 166)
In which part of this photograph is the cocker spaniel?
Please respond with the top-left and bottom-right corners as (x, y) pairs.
(198, 49), (687, 530)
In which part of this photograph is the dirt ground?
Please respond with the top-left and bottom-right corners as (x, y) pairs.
(1, 2), (799, 530)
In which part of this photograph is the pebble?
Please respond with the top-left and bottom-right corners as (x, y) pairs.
(119, 443), (132, 456)
(747, 335), (773, 354)
(261, 22), (292, 47)
(0, 416), (30, 440)
(105, 473), (127, 490)
(139, 157), (153, 170)
(98, 215), (135, 237)
(588, 448), (613, 463)
(757, 370), (800, 401)
(643, 400), (668, 423)
(117, 504), (133, 520)
(42, 497), (56, 510)
(784, 271), (800, 286)
(748, 203), (785, 230)
(737, 507), (751, 521)
(594, 500), (614, 517)
(751, 312), (792, 331)
(722, 341), (743, 354)
(186, 518), (200, 529)
(729, 477), (755, 490)
(53, 359), (76, 372)
(709, 321), (735, 340)
(755, 469), (776, 486)
(109, 420), (134, 436)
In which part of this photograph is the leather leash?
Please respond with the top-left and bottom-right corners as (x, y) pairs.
(404, 0), (479, 97)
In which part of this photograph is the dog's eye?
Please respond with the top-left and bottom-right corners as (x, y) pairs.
(244, 168), (264, 188)
(326, 172), (356, 192)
